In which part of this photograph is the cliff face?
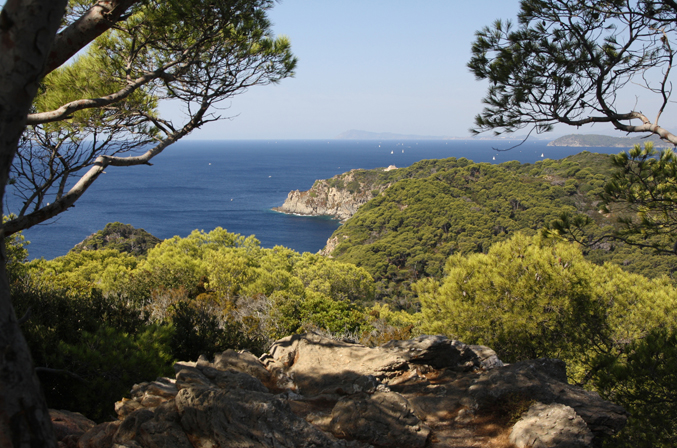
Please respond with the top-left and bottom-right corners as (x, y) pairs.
(274, 168), (395, 222)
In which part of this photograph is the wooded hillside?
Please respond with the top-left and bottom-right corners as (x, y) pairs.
(324, 152), (675, 308)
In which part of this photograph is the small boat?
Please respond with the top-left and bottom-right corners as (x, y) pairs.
(541, 153), (544, 157)
(492, 156), (495, 160)
(391, 151), (393, 154)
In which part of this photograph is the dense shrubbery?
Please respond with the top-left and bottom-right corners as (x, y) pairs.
(416, 233), (677, 446)
(417, 234), (677, 365)
(16, 225), (677, 440)
(11, 283), (172, 421)
(593, 327), (677, 447)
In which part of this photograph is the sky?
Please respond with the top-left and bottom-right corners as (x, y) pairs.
(184, 1), (527, 140)
(194, 0), (677, 140)
(2, 1), (674, 140)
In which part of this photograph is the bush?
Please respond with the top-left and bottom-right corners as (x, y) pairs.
(272, 293), (369, 339)
(12, 284), (172, 421)
(593, 327), (677, 448)
(168, 300), (267, 359)
(40, 325), (173, 422)
(417, 234), (677, 377)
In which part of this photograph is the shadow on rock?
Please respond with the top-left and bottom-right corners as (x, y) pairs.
(62, 333), (626, 448)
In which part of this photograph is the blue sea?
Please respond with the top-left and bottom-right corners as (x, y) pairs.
(7, 139), (626, 260)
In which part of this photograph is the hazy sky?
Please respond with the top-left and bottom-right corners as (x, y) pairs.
(184, 1), (526, 140)
(4, 1), (674, 140)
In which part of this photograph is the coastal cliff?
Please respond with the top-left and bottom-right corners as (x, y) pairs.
(273, 166), (397, 222)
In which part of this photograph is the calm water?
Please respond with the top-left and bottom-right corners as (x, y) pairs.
(6, 139), (626, 260)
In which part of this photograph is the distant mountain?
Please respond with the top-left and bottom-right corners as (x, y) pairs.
(547, 133), (673, 148)
(336, 129), (553, 141)
(335, 130), (451, 140)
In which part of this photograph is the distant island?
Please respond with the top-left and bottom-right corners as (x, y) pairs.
(547, 133), (674, 148)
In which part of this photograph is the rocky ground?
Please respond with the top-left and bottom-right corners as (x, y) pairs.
(52, 333), (626, 448)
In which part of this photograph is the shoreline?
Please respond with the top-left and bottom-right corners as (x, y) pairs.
(271, 207), (342, 222)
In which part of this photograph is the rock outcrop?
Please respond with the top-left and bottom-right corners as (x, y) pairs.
(273, 169), (393, 222)
(67, 333), (626, 448)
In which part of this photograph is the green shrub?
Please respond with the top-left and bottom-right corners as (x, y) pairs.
(272, 293), (368, 338)
(168, 300), (267, 359)
(40, 325), (173, 422)
(593, 327), (677, 448)
(417, 234), (677, 378)
(346, 179), (361, 194)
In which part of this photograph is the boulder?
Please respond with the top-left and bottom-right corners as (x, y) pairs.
(510, 402), (593, 448)
(329, 391), (430, 447)
(380, 335), (504, 371)
(264, 333), (502, 396)
(176, 387), (357, 448)
(49, 410), (96, 448)
(467, 358), (627, 440)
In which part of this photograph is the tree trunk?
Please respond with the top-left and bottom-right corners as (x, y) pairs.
(0, 1), (67, 446)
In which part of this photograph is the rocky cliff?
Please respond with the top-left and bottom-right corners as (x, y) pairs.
(273, 167), (396, 222)
(56, 333), (626, 448)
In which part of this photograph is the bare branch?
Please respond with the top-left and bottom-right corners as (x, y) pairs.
(3, 101), (209, 236)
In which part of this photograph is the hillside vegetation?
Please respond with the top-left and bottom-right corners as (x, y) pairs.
(71, 222), (162, 256)
(9, 225), (677, 445)
(548, 134), (673, 148)
(14, 228), (377, 420)
(324, 152), (675, 307)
